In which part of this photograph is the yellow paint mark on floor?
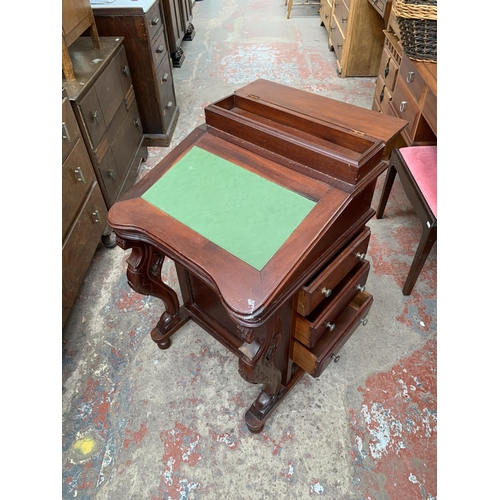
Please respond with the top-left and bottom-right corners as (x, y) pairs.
(73, 437), (95, 455)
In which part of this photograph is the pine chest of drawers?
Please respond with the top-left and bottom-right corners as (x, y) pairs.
(63, 36), (147, 209)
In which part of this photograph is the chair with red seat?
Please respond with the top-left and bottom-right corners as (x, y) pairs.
(376, 146), (437, 295)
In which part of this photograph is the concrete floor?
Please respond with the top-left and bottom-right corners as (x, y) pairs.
(62, 1), (437, 498)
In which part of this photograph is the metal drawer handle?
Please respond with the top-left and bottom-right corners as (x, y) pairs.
(134, 118), (141, 128)
(151, 16), (160, 26)
(321, 287), (332, 297)
(156, 44), (165, 53)
(326, 322), (336, 332)
(334, 2), (338, 6)
(161, 73), (169, 82)
(62, 122), (71, 142)
(92, 111), (101, 124)
(165, 101), (173, 110)
(399, 101), (407, 112)
(92, 210), (102, 224)
(123, 65), (130, 76)
(356, 252), (365, 260)
(384, 65), (389, 77)
(342, 16), (347, 23)
(337, 43), (343, 50)
(73, 167), (86, 184)
(356, 284), (366, 293)
(360, 318), (368, 326)
(108, 169), (117, 180)
(406, 71), (415, 83)
(331, 354), (340, 363)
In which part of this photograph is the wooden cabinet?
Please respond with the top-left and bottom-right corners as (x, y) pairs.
(322, 0), (386, 77)
(63, 36), (147, 209)
(92, 0), (180, 146)
(372, 16), (437, 148)
(62, 89), (108, 327)
(160, 0), (195, 67)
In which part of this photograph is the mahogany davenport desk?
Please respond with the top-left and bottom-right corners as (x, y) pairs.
(108, 79), (407, 432)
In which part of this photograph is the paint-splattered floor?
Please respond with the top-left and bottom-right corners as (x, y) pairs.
(62, 1), (437, 498)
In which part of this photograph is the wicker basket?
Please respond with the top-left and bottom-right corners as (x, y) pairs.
(393, 0), (437, 62)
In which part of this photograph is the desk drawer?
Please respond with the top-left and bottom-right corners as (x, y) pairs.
(296, 226), (371, 316)
(294, 260), (370, 348)
(399, 54), (425, 104)
(391, 78), (419, 134)
(379, 46), (399, 92)
(292, 291), (373, 377)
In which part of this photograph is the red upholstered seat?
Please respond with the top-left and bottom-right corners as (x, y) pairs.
(400, 146), (437, 218)
(376, 146), (437, 295)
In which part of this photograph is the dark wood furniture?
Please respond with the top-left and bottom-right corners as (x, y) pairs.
(160, 0), (195, 67)
(63, 36), (148, 211)
(63, 88), (108, 326)
(62, 0), (101, 81)
(376, 147), (437, 295)
(92, 0), (180, 146)
(107, 79), (407, 432)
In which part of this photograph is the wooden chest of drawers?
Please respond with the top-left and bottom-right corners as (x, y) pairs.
(92, 0), (180, 146)
(63, 36), (147, 209)
(323, 0), (386, 77)
(62, 89), (108, 327)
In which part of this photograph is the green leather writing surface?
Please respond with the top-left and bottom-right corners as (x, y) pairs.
(141, 146), (316, 270)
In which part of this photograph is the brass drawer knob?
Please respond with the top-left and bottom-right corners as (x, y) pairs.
(92, 209), (102, 224)
(73, 167), (86, 184)
(321, 287), (332, 297)
(326, 322), (336, 332)
(356, 284), (366, 293)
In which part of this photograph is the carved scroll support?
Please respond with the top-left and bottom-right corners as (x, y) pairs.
(118, 237), (190, 349)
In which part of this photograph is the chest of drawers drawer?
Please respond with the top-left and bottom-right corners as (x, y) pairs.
(151, 28), (168, 70)
(145, 0), (163, 40)
(294, 260), (370, 348)
(296, 226), (371, 316)
(333, 0), (349, 37)
(399, 54), (425, 103)
(62, 96), (81, 160)
(292, 291), (373, 377)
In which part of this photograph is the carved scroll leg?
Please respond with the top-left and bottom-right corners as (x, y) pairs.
(125, 242), (190, 349)
(237, 317), (304, 433)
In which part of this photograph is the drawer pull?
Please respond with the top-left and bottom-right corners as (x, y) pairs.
(123, 65), (130, 77)
(331, 354), (340, 363)
(92, 209), (102, 224)
(165, 101), (173, 110)
(321, 287), (332, 297)
(326, 322), (336, 332)
(161, 73), (169, 82)
(73, 167), (86, 184)
(356, 252), (365, 260)
(134, 118), (141, 128)
(356, 284), (366, 293)
(108, 169), (117, 180)
(360, 318), (368, 326)
(156, 45), (165, 53)
(62, 122), (71, 142)
(342, 16), (348, 23)
(406, 71), (415, 83)
(92, 111), (102, 124)
(337, 43), (343, 50)
(151, 16), (160, 26)
(384, 65), (389, 77)
(399, 101), (407, 112)
(334, 2), (338, 6)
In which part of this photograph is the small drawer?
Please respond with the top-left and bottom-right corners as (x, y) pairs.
(294, 260), (370, 348)
(62, 137), (96, 241)
(115, 45), (133, 96)
(98, 147), (122, 204)
(333, 0), (349, 37)
(94, 56), (124, 127)
(331, 18), (345, 67)
(320, 0), (332, 27)
(379, 46), (399, 92)
(391, 77), (419, 134)
(145, 0), (163, 41)
(157, 55), (175, 109)
(399, 54), (425, 104)
(151, 28), (168, 71)
(296, 226), (371, 316)
(292, 291), (373, 378)
(62, 96), (80, 160)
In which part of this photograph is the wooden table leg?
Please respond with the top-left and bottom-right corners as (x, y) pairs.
(118, 238), (190, 349)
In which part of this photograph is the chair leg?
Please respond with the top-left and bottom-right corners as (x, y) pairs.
(403, 224), (437, 295)
(376, 164), (397, 219)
